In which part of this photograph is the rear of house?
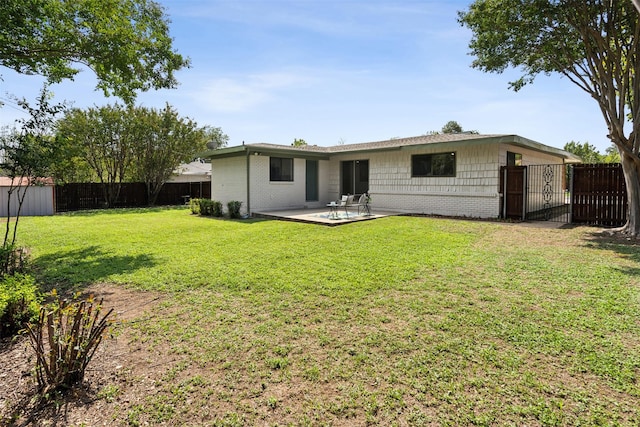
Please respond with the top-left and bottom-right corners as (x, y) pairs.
(206, 134), (579, 219)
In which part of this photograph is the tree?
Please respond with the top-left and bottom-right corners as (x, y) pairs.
(441, 121), (463, 134)
(292, 138), (307, 147)
(0, 0), (189, 104)
(563, 141), (604, 164)
(427, 121), (479, 135)
(57, 105), (134, 207)
(0, 86), (66, 273)
(459, 1), (640, 236)
(129, 105), (219, 205)
(604, 145), (621, 163)
(58, 104), (225, 206)
(205, 127), (230, 150)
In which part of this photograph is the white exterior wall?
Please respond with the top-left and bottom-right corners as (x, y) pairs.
(211, 156), (247, 214)
(0, 186), (54, 216)
(210, 141), (570, 218)
(499, 144), (566, 166)
(249, 156), (332, 212)
(330, 144), (501, 218)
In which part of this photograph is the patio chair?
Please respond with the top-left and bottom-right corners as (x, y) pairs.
(357, 192), (371, 216)
(339, 195), (353, 218)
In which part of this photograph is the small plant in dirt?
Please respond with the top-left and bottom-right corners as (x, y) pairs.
(0, 273), (40, 338)
(26, 291), (114, 394)
(227, 200), (242, 219)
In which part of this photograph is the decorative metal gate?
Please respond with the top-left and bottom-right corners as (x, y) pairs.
(526, 164), (570, 222)
(500, 164), (569, 222)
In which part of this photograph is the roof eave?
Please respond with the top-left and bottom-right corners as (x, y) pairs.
(202, 145), (331, 160)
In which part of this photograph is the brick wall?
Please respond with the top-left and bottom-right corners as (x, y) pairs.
(332, 144), (502, 218)
(211, 156), (247, 214)
(250, 156), (332, 212)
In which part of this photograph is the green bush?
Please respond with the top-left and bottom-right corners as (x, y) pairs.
(227, 200), (243, 219)
(189, 198), (201, 215)
(194, 199), (223, 217)
(0, 274), (40, 338)
(198, 199), (213, 216)
(212, 200), (223, 217)
(27, 292), (114, 393)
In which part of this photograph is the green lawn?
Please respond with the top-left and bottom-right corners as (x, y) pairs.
(16, 207), (640, 425)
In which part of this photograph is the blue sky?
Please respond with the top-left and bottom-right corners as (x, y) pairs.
(0, 0), (613, 152)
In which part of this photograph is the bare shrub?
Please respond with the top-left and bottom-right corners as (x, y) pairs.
(26, 293), (114, 394)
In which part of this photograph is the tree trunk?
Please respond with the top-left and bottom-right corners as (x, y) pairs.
(619, 151), (640, 236)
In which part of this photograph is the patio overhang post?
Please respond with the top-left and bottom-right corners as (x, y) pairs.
(246, 149), (251, 215)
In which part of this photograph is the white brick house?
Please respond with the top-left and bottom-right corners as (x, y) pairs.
(204, 134), (580, 219)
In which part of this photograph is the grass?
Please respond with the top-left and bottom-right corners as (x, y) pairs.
(16, 207), (640, 425)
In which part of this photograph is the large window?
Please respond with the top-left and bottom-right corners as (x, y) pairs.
(412, 152), (456, 177)
(270, 157), (293, 181)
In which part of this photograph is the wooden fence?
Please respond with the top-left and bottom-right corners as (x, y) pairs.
(572, 163), (627, 226)
(55, 181), (211, 212)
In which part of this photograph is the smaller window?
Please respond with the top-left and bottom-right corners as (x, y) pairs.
(507, 151), (522, 166)
(412, 152), (456, 177)
(270, 157), (293, 181)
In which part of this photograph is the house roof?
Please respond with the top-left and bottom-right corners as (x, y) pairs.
(202, 133), (582, 163)
(173, 160), (212, 176)
(0, 177), (54, 186)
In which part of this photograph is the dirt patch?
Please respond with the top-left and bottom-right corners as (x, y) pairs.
(0, 284), (164, 426)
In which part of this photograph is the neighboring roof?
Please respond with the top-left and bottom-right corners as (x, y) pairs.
(202, 133), (582, 163)
(0, 177), (54, 186)
(173, 160), (212, 176)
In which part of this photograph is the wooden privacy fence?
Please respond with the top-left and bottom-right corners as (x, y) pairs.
(572, 163), (627, 226)
(55, 181), (211, 212)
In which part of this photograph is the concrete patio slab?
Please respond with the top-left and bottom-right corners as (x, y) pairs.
(252, 208), (401, 226)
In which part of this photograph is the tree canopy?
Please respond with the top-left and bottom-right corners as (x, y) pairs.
(57, 104), (221, 206)
(563, 141), (605, 164)
(427, 121), (478, 135)
(129, 105), (217, 205)
(292, 138), (307, 147)
(0, 0), (189, 103)
(459, 0), (640, 235)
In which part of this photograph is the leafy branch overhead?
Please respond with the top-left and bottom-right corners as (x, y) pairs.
(0, 0), (190, 103)
(459, 0), (640, 236)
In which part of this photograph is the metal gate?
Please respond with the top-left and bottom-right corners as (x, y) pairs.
(500, 164), (569, 222)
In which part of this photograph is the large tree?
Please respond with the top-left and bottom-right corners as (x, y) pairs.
(129, 105), (224, 205)
(57, 105), (135, 207)
(58, 104), (224, 206)
(0, 0), (189, 103)
(563, 141), (605, 164)
(459, 0), (640, 236)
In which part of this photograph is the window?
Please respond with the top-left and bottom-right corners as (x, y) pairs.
(270, 157), (293, 181)
(507, 151), (522, 166)
(412, 152), (456, 177)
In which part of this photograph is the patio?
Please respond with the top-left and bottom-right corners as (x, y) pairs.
(252, 207), (401, 226)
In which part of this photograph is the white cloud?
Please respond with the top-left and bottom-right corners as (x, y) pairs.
(190, 71), (314, 113)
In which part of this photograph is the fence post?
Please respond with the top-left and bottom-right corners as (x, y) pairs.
(569, 164), (574, 224)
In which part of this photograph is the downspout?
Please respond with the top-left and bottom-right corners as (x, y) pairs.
(246, 149), (251, 216)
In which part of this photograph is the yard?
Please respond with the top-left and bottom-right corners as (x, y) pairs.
(2, 207), (639, 426)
